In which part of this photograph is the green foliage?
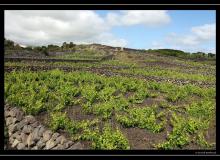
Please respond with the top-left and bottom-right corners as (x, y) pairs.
(186, 100), (215, 120)
(119, 67), (215, 82)
(113, 95), (129, 111)
(148, 49), (189, 58)
(81, 84), (98, 104)
(156, 113), (190, 149)
(93, 124), (130, 150)
(148, 48), (215, 60)
(128, 88), (149, 104)
(146, 82), (215, 103)
(77, 127), (100, 141)
(166, 87), (188, 102)
(56, 46), (105, 60)
(5, 78), (45, 115)
(75, 123), (130, 150)
(156, 131), (190, 150)
(184, 84), (215, 98)
(98, 86), (116, 101)
(49, 112), (70, 131)
(4, 64), (215, 150)
(49, 111), (99, 135)
(93, 102), (114, 119)
(116, 106), (165, 133)
(149, 92), (159, 98)
(82, 102), (93, 113)
(156, 112), (210, 150)
(186, 118), (209, 134)
(92, 96), (129, 120)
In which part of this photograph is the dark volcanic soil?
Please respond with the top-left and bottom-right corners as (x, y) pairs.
(64, 105), (97, 121)
(119, 127), (167, 149)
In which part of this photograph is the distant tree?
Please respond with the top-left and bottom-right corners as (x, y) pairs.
(14, 44), (22, 50)
(48, 44), (60, 52)
(33, 46), (43, 52)
(69, 42), (76, 51)
(191, 52), (206, 59)
(208, 53), (215, 58)
(62, 42), (67, 51)
(63, 42), (67, 46)
(150, 49), (188, 57)
(66, 43), (69, 51)
(26, 46), (33, 51)
(69, 42), (74, 48)
(198, 52), (206, 57)
(41, 46), (49, 56)
(4, 39), (15, 49)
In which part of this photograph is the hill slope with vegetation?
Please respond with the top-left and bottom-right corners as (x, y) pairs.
(4, 39), (216, 150)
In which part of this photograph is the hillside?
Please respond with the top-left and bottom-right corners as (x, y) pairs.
(4, 39), (216, 150)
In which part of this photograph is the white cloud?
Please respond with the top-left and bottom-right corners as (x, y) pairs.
(5, 10), (171, 48)
(107, 10), (171, 27)
(95, 33), (128, 47)
(4, 10), (125, 47)
(72, 33), (128, 47)
(151, 23), (216, 54)
(166, 33), (200, 46)
(191, 23), (216, 40)
(166, 23), (216, 47)
(106, 12), (121, 26)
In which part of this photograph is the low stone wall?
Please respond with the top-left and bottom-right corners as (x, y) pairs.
(4, 57), (101, 63)
(4, 105), (84, 150)
(4, 54), (114, 63)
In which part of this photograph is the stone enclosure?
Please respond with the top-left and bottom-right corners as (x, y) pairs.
(4, 105), (84, 150)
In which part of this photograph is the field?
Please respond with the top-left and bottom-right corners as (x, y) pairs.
(4, 48), (216, 150)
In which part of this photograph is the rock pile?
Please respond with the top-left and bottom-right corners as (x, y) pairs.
(4, 105), (84, 150)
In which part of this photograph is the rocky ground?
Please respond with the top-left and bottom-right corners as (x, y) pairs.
(4, 104), (84, 150)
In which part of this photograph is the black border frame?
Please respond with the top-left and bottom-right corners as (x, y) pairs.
(1, 4), (219, 157)
(0, 0), (219, 4)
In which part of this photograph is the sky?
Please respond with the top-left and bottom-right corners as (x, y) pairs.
(4, 10), (216, 53)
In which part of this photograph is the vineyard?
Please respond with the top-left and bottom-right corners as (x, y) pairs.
(4, 46), (216, 150)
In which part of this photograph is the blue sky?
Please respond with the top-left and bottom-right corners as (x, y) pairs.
(5, 10), (216, 53)
(101, 10), (216, 52)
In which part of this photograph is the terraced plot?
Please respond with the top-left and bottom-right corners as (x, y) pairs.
(4, 51), (216, 150)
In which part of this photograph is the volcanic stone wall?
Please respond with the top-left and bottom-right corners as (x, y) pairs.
(4, 105), (83, 150)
